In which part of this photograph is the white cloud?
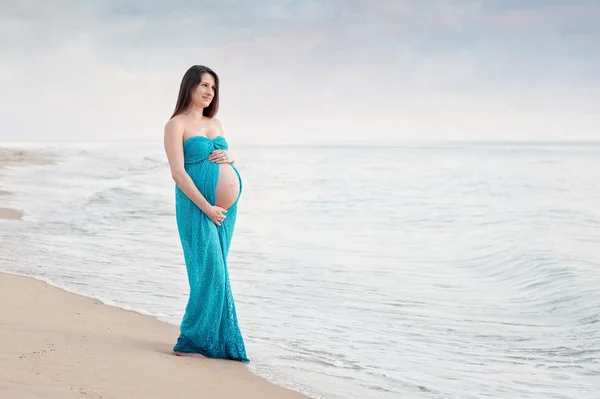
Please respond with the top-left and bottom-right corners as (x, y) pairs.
(0, 0), (599, 143)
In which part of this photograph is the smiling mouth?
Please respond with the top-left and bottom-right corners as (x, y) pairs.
(203, 97), (212, 101)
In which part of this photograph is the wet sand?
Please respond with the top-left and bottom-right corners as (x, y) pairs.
(0, 146), (310, 399)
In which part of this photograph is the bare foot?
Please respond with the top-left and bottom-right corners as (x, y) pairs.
(174, 351), (206, 358)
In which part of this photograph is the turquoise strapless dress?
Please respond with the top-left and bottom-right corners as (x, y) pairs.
(173, 135), (249, 363)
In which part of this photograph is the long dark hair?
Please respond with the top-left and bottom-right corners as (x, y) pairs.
(170, 65), (219, 119)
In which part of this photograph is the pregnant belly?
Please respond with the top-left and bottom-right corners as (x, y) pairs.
(215, 164), (240, 209)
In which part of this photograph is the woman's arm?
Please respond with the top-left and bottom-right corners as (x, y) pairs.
(163, 119), (211, 214)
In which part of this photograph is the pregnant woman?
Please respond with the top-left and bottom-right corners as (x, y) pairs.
(163, 64), (248, 362)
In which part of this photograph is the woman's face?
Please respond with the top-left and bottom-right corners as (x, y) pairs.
(192, 72), (216, 108)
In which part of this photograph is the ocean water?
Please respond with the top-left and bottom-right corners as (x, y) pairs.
(1, 140), (600, 399)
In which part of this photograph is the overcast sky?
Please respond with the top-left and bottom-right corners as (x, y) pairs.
(1, 0), (599, 144)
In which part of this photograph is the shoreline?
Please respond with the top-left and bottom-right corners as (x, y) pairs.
(0, 270), (309, 399)
(0, 146), (52, 220)
(0, 180), (22, 219)
(0, 146), (311, 399)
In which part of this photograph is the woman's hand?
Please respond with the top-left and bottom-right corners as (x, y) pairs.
(205, 205), (227, 226)
(208, 150), (230, 164)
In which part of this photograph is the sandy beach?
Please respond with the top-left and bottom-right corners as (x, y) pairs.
(0, 147), (51, 220)
(0, 202), (21, 219)
(0, 147), (309, 399)
(0, 272), (308, 399)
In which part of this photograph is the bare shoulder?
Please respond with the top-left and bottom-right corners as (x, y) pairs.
(164, 116), (184, 137)
(208, 117), (222, 127)
(209, 117), (225, 136)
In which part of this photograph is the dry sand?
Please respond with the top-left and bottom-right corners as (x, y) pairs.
(0, 147), (310, 398)
(0, 272), (309, 399)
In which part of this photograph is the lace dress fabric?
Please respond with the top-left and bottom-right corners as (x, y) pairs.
(172, 135), (249, 362)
